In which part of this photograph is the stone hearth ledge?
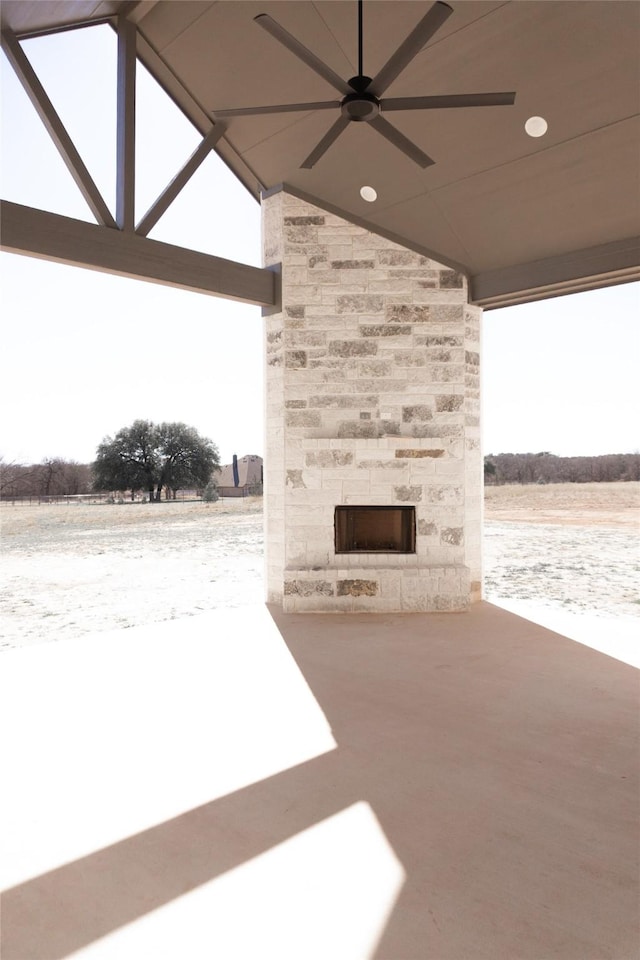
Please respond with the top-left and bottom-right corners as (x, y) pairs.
(282, 566), (471, 613)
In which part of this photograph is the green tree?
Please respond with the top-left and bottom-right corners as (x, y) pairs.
(484, 457), (497, 483)
(93, 419), (219, 502)
(202, 479), (219, 502)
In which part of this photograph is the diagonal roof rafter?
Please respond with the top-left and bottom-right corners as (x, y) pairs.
(0, 11), (277, 307)
(0, 26), (117, 228)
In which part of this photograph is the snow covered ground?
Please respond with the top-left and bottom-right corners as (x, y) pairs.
(483, 481), (639, 666)
(484, 519), (640, 666)
(0, 501), (264, 652)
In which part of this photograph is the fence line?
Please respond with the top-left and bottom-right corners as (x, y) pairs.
(1, 493), (200, 506)
(0, 492), (261, 507)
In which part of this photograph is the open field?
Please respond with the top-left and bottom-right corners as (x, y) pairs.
(0, 499), (264, 652)
(484, 480), (640, 527)
(483, 483), (639, 621)
(1, 483), (638, 652)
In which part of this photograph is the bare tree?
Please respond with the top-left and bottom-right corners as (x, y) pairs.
(484, 452), (640, 485)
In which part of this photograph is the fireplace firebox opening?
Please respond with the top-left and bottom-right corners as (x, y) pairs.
(335, 505), (416, 554)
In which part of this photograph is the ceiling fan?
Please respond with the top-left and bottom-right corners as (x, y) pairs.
(213, 1), (516, 169)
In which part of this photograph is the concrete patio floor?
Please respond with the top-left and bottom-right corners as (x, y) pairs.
(1, 602), (637, 960)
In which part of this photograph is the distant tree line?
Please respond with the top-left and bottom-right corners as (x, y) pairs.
(93, 420), (219, 502)
(1, 421), (221, 503)
(484, 452), (640, 485)
(0, 457), (92, 500)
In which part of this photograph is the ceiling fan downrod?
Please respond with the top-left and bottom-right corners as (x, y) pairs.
(358, 0), (364, 79)
(344, 0), (377, 119)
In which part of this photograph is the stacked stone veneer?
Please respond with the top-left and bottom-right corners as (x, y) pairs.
(263, 189), (482, 613)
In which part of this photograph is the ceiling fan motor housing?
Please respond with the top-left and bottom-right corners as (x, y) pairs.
(341, 88), (380, 122)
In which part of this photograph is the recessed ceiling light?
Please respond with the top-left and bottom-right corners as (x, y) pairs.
(525, 116), (548, 138)
(360, 185), (377, 202)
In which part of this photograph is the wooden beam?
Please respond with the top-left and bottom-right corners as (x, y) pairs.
(136, 125), (226, 237)
(0, 201), (277, 307)
(470, 236), (640, 309)
(0, 28), (117, 229)
(116, 16), (137, 232)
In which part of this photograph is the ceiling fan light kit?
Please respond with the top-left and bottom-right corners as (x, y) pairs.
(213, 1), (517, 169)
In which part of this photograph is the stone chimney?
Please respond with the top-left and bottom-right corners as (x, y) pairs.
(263, 189), (482, 612)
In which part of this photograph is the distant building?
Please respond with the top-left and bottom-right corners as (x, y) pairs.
(215, 454), (263, 498)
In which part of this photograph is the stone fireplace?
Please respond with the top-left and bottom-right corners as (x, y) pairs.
(263, 189), (482, 613)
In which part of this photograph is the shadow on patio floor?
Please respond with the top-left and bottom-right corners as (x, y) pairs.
(1, 603), (637, 959)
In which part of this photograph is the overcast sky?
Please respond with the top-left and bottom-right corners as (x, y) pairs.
(1, 25), (638, 466)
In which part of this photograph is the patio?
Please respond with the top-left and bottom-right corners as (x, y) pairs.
(1, 602), (637, 959)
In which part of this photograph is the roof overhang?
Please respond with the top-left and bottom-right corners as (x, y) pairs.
(2, 0), (639, 307)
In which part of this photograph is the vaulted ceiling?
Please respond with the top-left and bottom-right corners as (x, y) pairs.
(2, 0), (639, 306)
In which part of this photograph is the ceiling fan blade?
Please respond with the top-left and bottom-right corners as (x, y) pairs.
(214, 101), (339, 118)
(301, 115), (350, 169)
(255, 14), (351, 96)
(369, 115), (435, 168)
(371, 1), (453, 97)
(382, 92), (516, 110)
